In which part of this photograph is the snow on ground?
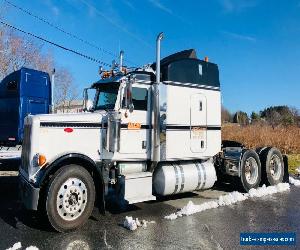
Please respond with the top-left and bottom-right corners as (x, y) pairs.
(123, 216), (155, 231)
(26, 247), (39, 250)
(248, 183), (290, 198)
(123, 216), (137, 231)
(289, 177), (300, 186)
(6, 242), (39, 250)
(6, 242), (21, 250)
(165, 183), (291, 220)
(124, 178), (300, 227)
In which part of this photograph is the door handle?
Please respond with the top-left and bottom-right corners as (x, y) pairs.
(142, 141), (147, 149)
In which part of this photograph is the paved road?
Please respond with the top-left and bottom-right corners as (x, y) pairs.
(0, 170), (299, 250)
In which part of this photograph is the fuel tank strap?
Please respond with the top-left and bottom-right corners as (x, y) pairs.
(178, 164), (185, 193)
(200, 162), (207, 189)
(172, 163), (179, 194)
(195, 161), (202, 190)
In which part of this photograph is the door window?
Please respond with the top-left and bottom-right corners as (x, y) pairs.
(122, 87), (148, 111)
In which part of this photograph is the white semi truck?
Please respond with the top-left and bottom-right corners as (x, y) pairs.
(19, 33), (287, 232)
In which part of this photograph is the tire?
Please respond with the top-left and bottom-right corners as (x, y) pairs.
(46, 164), (95, 232)
(239, 150), (261, 192)
(260, 147), (284, 185)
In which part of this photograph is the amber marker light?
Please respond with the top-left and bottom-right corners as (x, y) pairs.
(38, 154), (47, 167)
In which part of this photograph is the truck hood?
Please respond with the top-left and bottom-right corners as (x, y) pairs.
(33, 112), (105, 124)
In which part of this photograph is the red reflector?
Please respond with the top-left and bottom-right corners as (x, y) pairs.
(64, 128), (73, 133)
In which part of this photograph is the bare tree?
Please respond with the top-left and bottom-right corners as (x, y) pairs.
(221, 106), (232, 123)
(0, 27), (52, 79)
(233, 111), (249, 126)
(290, 106), (300, 127)
(54, 68), (79, 113)
(0, 25), (79, 112)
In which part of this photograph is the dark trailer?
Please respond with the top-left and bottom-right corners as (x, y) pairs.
(0, 67), (51, 146)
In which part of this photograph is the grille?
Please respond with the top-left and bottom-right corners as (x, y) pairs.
(20, 123), (32, 174)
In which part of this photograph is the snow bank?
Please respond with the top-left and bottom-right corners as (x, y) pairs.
(123, 216), (155, 231)
(165, 183), (291, 220)
(6, 242), (39, 250)
(218, 191), (248, 206)
(248, 183), (290, 197)
(289, 177), (300, 186)
(26, 246), (39, 250)
(6, 242), (21, 250)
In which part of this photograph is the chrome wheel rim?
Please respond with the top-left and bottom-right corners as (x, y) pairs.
(244, 157), (259, 185)
(56, 178), (87, 221)
(269, 154), (282, 180)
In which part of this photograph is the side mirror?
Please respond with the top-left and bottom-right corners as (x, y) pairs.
(125, 75), (135, 113)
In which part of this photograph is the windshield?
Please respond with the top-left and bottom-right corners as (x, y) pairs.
(94, 83), (120, 110)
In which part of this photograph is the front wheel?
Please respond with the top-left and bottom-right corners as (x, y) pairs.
(46, 164), (95, 232)
(239, 150), (262, 192)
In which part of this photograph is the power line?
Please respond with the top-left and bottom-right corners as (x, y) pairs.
(4, 0), (115, 57)
(0, 20), (111, 67)
(79, 0), (152, 49)
(3, 0), (137, 66)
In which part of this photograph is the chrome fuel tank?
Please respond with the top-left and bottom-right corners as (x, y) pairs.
(153, 160), (217, 195)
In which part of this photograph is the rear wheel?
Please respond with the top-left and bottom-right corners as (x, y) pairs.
(46, 164), (95, 232)
(261, 147), (284, 185)
(239, 150), (261, 192)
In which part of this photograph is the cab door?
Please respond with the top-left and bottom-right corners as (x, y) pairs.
(119, 84), (150, 156)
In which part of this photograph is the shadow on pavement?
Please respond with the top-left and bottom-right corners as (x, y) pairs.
(105, 191), (141, 215)
(0, 175), (52, 232)
(155, 192), (198, 202)
(212, 180), (240, 192)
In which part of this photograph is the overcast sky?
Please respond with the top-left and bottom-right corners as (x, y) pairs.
(3, 0), (300, 113)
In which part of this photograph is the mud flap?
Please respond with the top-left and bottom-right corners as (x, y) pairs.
(95, 161), (108, 215)
(97, 187), (106, 215)
(283, 155), (289, 183)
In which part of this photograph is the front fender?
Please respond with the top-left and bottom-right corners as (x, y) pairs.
(36, 153), (107, 213)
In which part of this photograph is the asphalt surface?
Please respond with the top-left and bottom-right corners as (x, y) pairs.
(0, 167), (299, 250)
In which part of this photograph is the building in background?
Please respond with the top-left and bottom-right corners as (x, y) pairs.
(55, 100), (93, 113)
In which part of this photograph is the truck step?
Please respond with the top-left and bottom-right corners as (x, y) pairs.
(124, 171), (153, 179)
(118, 171), (156, 204)
(126, 195), (156, 204)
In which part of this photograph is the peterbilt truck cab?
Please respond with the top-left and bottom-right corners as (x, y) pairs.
(19, 33), (286, 232)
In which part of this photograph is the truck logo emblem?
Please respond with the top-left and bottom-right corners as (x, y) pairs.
(64, 128), (74, 133)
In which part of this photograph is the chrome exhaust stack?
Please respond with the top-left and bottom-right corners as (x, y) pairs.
(119, 50), (124, 72)
(152, 32), (164, 163)
(156, 32), (164, 83)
